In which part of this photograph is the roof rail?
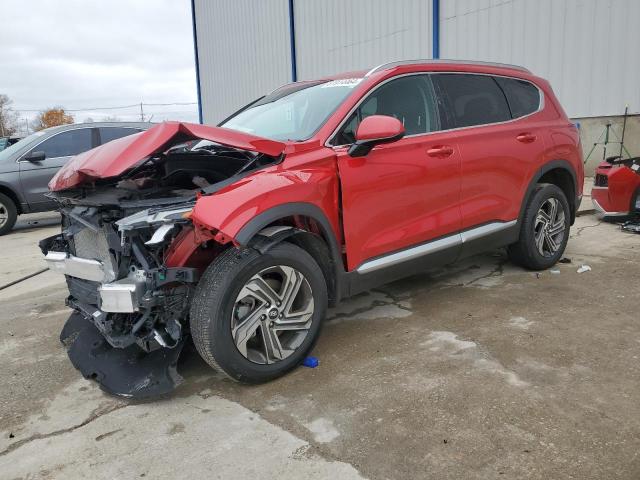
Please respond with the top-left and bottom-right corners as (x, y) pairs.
(365, 59), (531, 77)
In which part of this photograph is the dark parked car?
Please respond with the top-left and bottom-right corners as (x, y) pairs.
(41, 60), (583, 397)
(0, 135), (22, 151)
(0, 122), (151, 234)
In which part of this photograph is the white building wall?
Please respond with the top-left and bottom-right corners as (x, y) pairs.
(440, 0), (640, 118)
(194, 0), (640, 123)
(293, 0), (433, 80)
(193, 0), (291, 124)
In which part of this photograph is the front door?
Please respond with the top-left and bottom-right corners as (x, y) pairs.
(19, 127), (95, 211)
(332, 74), (462, 272)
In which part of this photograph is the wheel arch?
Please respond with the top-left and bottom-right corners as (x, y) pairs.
(520, 160), (578, 225)
(0, 183), (22, 214)
(235, 202), (345, 306)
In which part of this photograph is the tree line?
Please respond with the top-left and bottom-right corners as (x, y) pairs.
(0, 93), (121, 137)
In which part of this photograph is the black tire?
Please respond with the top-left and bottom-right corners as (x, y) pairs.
(0, 192), (18, 236)
(190, 242), (328, 383)
(508, 183), (570, 270)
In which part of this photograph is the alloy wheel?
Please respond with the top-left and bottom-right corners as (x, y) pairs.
(231, 265), (314, 364)
(534, 197), (566, 257)
(0, 201), (7, 228)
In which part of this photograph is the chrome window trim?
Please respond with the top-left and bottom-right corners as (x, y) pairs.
(356, 220), (517, 274)
(326, 71), (544, 149)
(16, 126), (94, 163)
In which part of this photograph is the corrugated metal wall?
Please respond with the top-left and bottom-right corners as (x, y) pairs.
(441, 0), (640, 118)
(193, 0), (291, 124)
(293, 0), (433, 80)
(194, 0), (639, 122)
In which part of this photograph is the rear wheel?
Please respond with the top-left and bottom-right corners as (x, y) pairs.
(508, 183), (570, 270)
(190, 242), (327, 383)
(0, 193), (17, 236)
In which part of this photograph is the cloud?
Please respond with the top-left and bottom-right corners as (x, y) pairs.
(0, 0), (198, 124)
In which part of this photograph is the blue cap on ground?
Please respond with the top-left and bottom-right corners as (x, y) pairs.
(303, 356), (319, 368)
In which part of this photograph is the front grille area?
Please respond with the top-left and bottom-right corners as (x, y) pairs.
(66, 276), (100, 305)
(594, 174), (608, 187)
(70, 225), (118, 283)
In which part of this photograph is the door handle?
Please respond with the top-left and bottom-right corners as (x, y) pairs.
(427, 145), (454, 158)
(516, 133), (536, 143)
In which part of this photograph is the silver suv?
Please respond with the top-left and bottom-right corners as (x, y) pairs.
(0, 122), (150, 234)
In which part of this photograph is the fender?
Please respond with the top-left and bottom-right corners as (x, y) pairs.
(518, 159), (579, 224)
(190, 166), (342, 246)
(0, 181), (26, 214)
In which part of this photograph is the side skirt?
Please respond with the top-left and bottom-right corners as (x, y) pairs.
(341, 220), (518, 297)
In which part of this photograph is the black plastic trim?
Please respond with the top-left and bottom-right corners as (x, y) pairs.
(235, 202), (346, 300)
(519, 160), (578, 224)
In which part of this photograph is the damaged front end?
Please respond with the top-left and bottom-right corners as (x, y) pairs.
(41, 123), (283, 397)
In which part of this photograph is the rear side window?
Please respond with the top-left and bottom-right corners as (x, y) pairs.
(495, 77), (540, 118)
(434, 74), (511, 128)
(34, 129), (93, 159)
(99, 127), (141, 144)
(333, 75), (440, 145)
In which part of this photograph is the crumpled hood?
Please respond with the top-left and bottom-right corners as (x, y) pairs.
(49, 121), (286, 191)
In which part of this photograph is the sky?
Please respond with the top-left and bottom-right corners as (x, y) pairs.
(0, 0), (198, 131)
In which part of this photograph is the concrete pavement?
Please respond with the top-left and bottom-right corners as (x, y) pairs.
(1, 210), (639, 479)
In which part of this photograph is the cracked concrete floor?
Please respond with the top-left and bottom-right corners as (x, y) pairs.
(1, 212), (639, 479)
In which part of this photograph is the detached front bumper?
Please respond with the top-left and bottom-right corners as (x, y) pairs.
(61, 312), (186, 398)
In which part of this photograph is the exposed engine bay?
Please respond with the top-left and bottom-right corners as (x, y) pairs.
(40, 139), (280, 397)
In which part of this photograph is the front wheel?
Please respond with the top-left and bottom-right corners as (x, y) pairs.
(0, 193), (17, 236)
(190, 242), (327, 383)
(508, 183), (570, 270)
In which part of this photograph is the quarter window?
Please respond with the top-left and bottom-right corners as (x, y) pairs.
(434, 74), (511, 128)
(333, 75), (439, 145)
(32, 128), (93, 159)
(495, 77), (540, 118)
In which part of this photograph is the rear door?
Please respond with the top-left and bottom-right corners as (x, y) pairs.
(432, 73), (546, 230)
(333, 74), (463, 272)
(19, 127), (95, 210)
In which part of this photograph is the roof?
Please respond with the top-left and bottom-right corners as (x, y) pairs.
(38, 121), (154, 135)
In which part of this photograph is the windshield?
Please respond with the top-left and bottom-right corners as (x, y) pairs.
(0, 130), (47, 161)
(221, 78), (362, 141)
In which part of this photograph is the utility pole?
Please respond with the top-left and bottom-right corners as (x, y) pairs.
(139, 102), (145, 122)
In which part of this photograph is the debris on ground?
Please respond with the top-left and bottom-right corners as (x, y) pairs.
(303, 357), (319, 368)
(621, 219), (640, 234)
(550, 269), (560, 274)
(577, 265), (592, 273)
(559, 257), (572, 264)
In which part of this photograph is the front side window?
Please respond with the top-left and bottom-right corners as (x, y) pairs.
(32, 129), (93, 159)
(221, 78), (362, 141)
(333, 75), (440, 145)
(495, 77), (540, 118)
(434, 74), (511, 128)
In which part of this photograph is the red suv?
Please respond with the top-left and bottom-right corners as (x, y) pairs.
(42, 60), (583, 397)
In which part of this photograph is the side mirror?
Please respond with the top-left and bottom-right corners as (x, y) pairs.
(347, 115), (405, 157)
(23, 150), (46, 162)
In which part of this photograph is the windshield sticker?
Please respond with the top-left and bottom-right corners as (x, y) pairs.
(321, 78), (362, 89)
